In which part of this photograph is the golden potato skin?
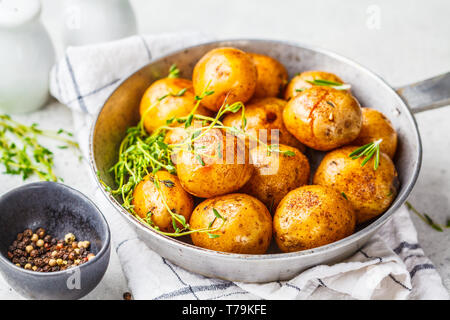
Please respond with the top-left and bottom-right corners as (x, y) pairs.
(190, 194), (272, 254)
(274, 185), (356, 252)
(140, 77), (211, 133)
(222, 97), (304, 151)
(284, 70), (344, 100)
(132, 171), (194, 232)
(193, 47), (257, 111)
(313, 146), (398, 224)
(283, 86), (362, 151)
(248, 53), (288, 99)
(164, 125), (188, 145)
(176, 128), (253, 198)
(353, 108), (398, 159)
(241, 144), (310, 209)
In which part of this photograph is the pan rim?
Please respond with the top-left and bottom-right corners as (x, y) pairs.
(88, 38), (422, 261)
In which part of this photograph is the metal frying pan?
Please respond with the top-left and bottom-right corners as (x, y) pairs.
(89, 39), (450, 282)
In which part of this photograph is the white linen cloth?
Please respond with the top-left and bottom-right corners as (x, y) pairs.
(49, 33), (449, 300)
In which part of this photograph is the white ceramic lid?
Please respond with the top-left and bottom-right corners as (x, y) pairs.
(0, 0), (41, 28)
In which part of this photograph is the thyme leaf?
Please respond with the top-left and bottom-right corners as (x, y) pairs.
(305, 79), (351, 90)
(168, 64), (180, 78)
(0, 114), (79, 181)
(405, 201), (449, 232)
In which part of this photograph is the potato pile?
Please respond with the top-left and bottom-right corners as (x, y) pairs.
(135, 47), (399, 254)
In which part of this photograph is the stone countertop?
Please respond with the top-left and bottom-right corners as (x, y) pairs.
(1, 0), (449, 299)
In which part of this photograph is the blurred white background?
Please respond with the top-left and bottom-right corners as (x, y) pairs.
(41, 0), (450, 86)
(3, 0), (448, 298)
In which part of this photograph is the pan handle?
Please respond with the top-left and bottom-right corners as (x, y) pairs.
(396, 72), (450, 114)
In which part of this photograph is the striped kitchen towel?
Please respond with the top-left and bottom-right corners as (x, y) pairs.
(49, 32), (449, 300)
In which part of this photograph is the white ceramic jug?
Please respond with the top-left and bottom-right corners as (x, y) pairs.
(62, 0), (137, 47)
(0, 0), (55, 114)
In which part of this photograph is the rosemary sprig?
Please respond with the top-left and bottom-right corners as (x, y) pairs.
(0, 114), (79, 181)
(349, 139), (383, 170)
(405, 201), (449, 232)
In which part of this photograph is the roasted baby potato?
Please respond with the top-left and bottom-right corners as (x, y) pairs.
(284, 70), (345, 100)
(283, 86), (362, 151)
(274, 185), (356, 252)
(240, 144), (310, 209)
(164, 124), (189, 145)
(353, 108), (398, 159)
(132, 171), (194, 232)
(222, 97), (304, 151)
(190, 194), (272, 254)
(140, 77), (211, 133)
(313, 146), (398, 224)
(192, 47), (257, 112)
(176, 128), (253, 198)
(248, 53), (288, 99)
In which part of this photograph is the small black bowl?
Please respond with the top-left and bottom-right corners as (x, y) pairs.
(0, 182), (111, 300)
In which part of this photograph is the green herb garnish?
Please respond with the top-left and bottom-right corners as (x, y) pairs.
(405, 201), (449, 232)
(0, 115), (79, 181)
(348, 139), (383, 170)
(305, 79), (351, 90)
(267, 144), (295, 157)
(101, 64), (293, 238)
(167, 64), (180, 78)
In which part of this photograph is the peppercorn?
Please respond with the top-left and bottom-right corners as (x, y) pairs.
(123, 292), (133, 300)
(36, 228), (46, 239)
(8, 228), (94, 273)
(64, 233), (76, 244)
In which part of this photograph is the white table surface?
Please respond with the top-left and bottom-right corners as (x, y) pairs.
(1, 0), (449, 299)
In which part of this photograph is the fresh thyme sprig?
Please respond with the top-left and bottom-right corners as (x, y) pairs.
(349, 139), (383, 170)
(0, 114), (79, 181)
(405, 201), (450, 232)
(295, 79), (351, 92)
(103, 64), (296, 238)
(101, 82), (232, 237)
(167, 64), (180, 78)
(305, 79), (351, 90)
